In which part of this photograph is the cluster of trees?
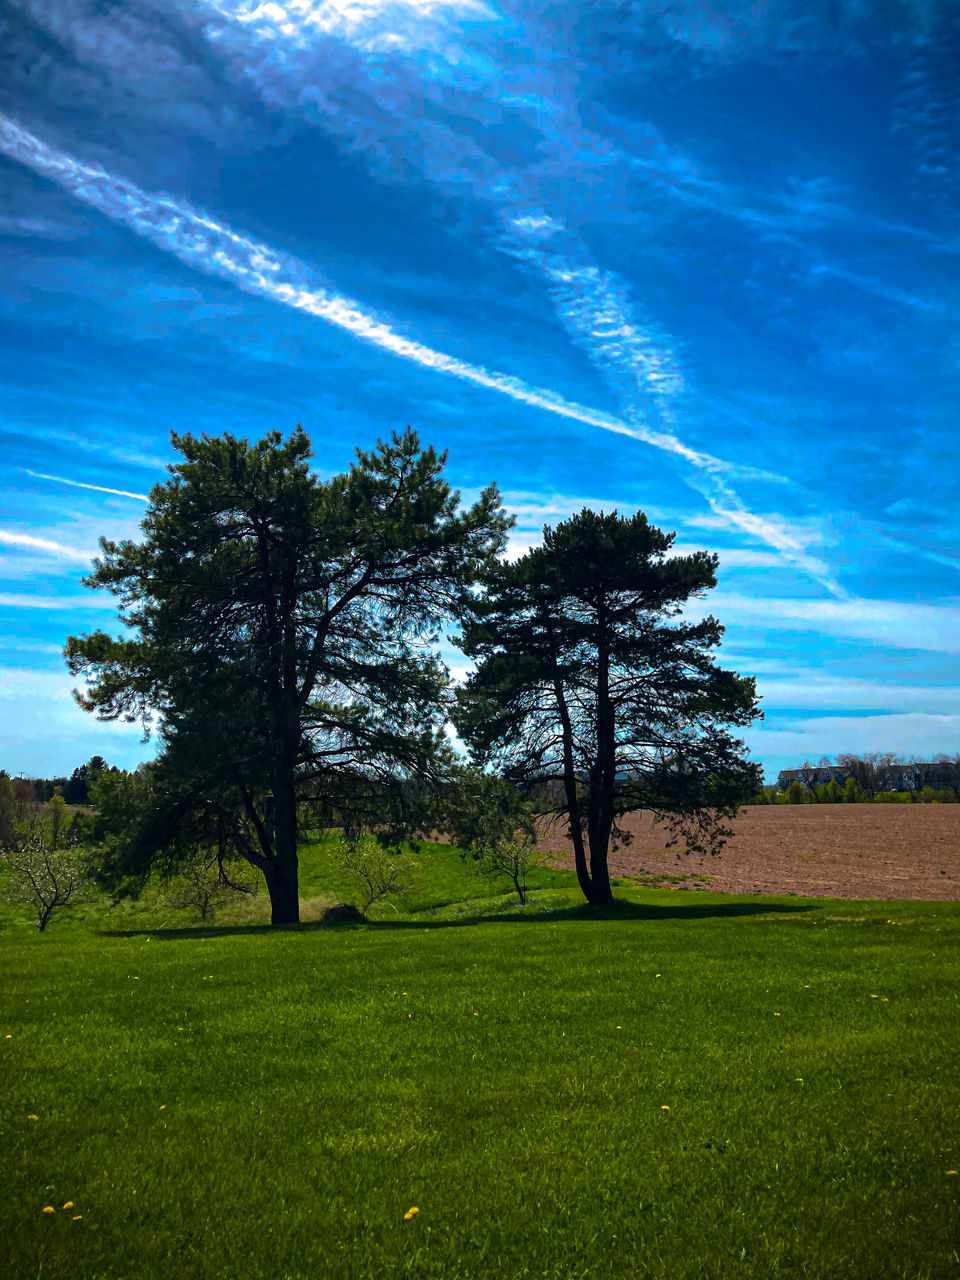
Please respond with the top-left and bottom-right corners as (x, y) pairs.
(0, 756), (119, 807)
(54, 425), (758, 926)
(759, 780), (959, 805)
(0, 765), (261, 930)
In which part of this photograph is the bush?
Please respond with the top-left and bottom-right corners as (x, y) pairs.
(842, 778), (862, 803)
(320, 902), (366, 926)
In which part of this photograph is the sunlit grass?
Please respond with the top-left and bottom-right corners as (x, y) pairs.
(1, 842), (958, 1278)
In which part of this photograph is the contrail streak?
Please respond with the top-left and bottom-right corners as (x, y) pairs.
(24, 470), (151, 501)
(0, 113), (712, 469)
(0, 113), (839, 589)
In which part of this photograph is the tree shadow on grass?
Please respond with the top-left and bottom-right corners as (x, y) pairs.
(102, 896), (813, 940)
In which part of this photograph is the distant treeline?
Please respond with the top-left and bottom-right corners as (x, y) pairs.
(756, 752), (960, 804)
(0, 756), (118, 807)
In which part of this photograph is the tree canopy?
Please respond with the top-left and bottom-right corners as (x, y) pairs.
(454, 508), (761, 904)
(66, 426), (510, 924)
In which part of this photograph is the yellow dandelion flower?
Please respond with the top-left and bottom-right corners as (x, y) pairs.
(27, 1114), (38, 1121)
(661, 1105), (670, 1111)
(4, 1034), (11, 1039)
(159, 1105), (166, 1111)
(403, 1206), (419, 1221)
(473, 1011), (479, 1017)
(616, 1026), (622, 1030)
(870, 994), (878, 999)
(773, 1012), (780, 1016)
(62, 1202), (73, 1210)
(72, 1215), (83, 1221)
(947, 1171), (958, 1176)
(42, 1207), (54, 1214)
(795, 1077), (803, 1082)
(655, 973), (661, 978)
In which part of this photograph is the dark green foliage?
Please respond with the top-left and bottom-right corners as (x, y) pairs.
(63, 756), (108, 806)
(65, 426), (510, 925)
(0, 775), (15, 850)
(842, 777), (862, 803)
(455, 509), (760, 904)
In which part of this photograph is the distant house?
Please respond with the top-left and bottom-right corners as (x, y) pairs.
(776, 762), (955, 792)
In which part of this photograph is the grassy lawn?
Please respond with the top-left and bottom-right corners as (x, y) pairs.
(1, 842), (958, 1279)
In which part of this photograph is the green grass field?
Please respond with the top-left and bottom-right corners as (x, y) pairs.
(2, 840), (959, 1279)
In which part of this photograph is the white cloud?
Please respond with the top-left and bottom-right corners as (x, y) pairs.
(712, 591), (960, 654)
(207, 0), (491, 52)
(0, 667), (148, 775)
(0, 592), (115, 611)
(670, 544), (784, 569)
(745, 712), (960, 765)
(754, 672), (960, 715)
(0, 529), (96, 564)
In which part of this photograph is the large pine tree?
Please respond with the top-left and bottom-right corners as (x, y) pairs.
(66, 426), (510, 924)
(454, 509), (761, 904)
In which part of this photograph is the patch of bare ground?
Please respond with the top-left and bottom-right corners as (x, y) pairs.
(538, 804), (960, 900)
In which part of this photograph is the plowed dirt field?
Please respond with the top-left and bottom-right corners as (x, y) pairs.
(539, 804), (960, 900)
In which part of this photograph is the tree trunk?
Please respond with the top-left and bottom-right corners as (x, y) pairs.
(263, 856), (299, 925)
(585, 602), (615, 906)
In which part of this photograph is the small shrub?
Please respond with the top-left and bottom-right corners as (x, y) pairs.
(320, 901), (366, 926)
(336, 835), (416, 915)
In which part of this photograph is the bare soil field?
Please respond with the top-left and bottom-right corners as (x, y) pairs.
(539, 804), (960, 900)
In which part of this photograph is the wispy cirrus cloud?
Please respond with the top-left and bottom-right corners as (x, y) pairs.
(0, 213), (80, 239)
(891, 6), (960, 224)
(499, 211), (840, 589)
(193, 0), (856, 591)
(0, 115), (660, 443)
(0, 112), (839, 588)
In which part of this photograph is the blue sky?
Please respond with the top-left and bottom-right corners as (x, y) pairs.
(1, 0), (958, 781)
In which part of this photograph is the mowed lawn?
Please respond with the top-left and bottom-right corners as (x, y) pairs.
(2, 845), (959, 1279)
